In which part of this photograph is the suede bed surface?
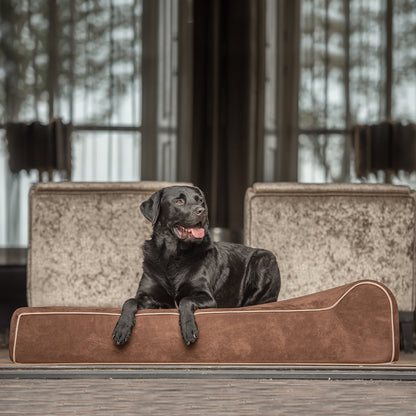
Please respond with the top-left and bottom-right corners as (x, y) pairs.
(9, 280), (399, 365)
(245, 183), (416, 312)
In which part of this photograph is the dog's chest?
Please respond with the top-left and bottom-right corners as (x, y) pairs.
(145, 255), (192, 290)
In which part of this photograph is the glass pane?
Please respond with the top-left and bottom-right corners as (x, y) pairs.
(392, 0), (416, 121)
(0, 0), (142, 125)
(263, 134), (278, 182)
(299, 0), (348, 129)
(349, 0), (385, 124)
(62, 0), (142, 125)
(0, 0), (49, 123)
(72, 131), (141, 181)
(0, 136), (8, 245)
(298, 133), (351, 182)
(392, 171), (416, 189)
(263, 0), (279, 181)
(264, 0), (278, 133)
(300, 0), (386, 129)
(0, 130), (38, 246)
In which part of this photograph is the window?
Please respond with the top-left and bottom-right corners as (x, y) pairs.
(264, 0), (416, 185)
(1, 0), (187, 247)
(1, 0), (143, 246)
(299, 0), (416, 185)
(299, 0), (384, 183)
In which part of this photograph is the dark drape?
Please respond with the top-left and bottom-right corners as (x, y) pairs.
(6, 119), (72, 180)
(352, 122), (416, 180)
(192, 0), (265, 242)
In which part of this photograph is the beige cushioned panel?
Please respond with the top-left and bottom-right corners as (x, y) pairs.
(28, 181), (191, 308)
(244, 183), (416, 312)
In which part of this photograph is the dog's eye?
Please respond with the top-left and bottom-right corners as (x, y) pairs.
(175, 199), (185, 206)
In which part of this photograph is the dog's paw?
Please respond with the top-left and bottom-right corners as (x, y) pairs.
(112, 319), (133, 345)
(180, 318), (199, 346)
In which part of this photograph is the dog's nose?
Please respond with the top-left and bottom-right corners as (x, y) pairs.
(196, 207), (205, 216)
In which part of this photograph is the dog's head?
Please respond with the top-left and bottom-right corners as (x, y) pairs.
(140, 186), (209, 242)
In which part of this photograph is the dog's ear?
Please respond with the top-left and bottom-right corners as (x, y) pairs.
(140, 190), (162, 225)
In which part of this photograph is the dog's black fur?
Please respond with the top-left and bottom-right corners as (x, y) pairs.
(112, 186), (281, 346)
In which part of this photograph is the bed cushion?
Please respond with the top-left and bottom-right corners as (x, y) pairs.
(244, 182), (416, 312)
(27, 181), (191, 308)
(9, 280), (399, 365)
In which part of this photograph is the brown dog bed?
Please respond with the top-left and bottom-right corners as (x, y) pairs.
(9, 280), (399, 365)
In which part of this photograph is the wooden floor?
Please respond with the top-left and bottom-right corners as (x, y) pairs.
(0, 378), (416, 415)
(1, 377), (416, 415)
(1, 349), (416, 415)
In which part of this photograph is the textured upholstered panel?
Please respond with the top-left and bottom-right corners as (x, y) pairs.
(9, 281), (399, 365)
(245, 183), (416, 312)
(28, 181), (190, 308)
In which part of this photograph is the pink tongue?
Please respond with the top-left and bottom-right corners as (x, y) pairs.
(190, 227), (205, 239)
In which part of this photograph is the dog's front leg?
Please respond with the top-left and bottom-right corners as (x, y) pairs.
(113, 273), (171, 345)
(112, 298), (138, 345)
(178, 293), (216, 345)
(113, 293), (166, 345)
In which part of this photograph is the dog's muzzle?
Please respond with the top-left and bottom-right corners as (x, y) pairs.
(173, 224), (205, 240)
(172, 205), (207, 240)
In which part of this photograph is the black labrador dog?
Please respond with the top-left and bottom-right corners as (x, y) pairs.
(112, 185), (281, 346)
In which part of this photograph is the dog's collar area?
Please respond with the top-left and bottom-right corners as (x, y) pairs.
(173, 224), (205, 240)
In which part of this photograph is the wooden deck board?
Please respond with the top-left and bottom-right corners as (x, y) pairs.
(1, 348), (416, 415)
(1, 378), (416, 415)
